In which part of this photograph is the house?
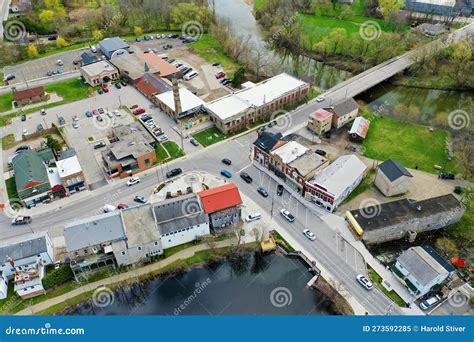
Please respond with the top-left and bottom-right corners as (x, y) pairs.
(404, 0), (472, 16)
(305, 155), (367, 212)
(269, 140), (329, 195)
(391, 245), (455, 298)
(253, 131), (285, 168)
(57, 149), (87, 195)
(0, 272), (7, 299)
(307, 109), (333, 135)
(374, 160), (413, 197)
(345, 194), (464, 245)
(135, 72), (172, 100)
(153, 194), (210, 249)
(12, 149), (54, 206)
(0, 233), (54, 299)
(13, 86), (47, 106)
(99, 37), (130, 60)
(197, 183), (243, 231)
(80, 51), (98, 66)
(154, 87), (205, 122)
(80, 60), (119, 87)
(326, 98), (359, 129)
(348, 116), (370, 142)
(206, 73), (309, 134)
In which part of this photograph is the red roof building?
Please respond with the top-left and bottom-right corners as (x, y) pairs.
(13, 86), (47, 105)
(198, 183), (243, 213)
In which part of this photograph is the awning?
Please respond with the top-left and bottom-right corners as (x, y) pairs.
(345, 211), (364, 236)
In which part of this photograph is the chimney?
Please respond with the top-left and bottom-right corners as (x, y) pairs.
(172, 76), (182, 118)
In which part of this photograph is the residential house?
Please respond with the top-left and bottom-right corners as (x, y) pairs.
(99, 37), (130, 60)
(348, 116), (370, 142)
(253, 131), (285, 168)
(391, 245), (455, 298)
(326, 98), (359, 129)
(57, 149), (87, 195)
(305, 155), (367, 212)
(307, 109), (333, 135)
(197, 183), (243, 231)
(13, 86), (47, 106)
(345, 194), (464, 245)
(80, 60), (119, 87)
(374, 160), (413, 197)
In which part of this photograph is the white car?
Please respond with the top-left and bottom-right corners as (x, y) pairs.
(22, 129), (28, 135)
(102, 204), (117, 213)
(113, 110), (121, 117)
(56, 59), (63, 66)
(184, 71), (199, 81)
(316, 95), (325, 102)
(126, 176), (140, 186)
(245, 212), (262, 223)
(356, 274), (374, 290)
(91, 46), (97, 53)
(72, 122), (79, 129)
(303, 229), (316, 241)
(106, 112), (113, 118)
(157, 135), (168, 142)
(420, 295), (441, 310)
(279, 208), (295, 222)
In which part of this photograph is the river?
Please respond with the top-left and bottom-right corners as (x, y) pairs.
(65, 253), (338, 316)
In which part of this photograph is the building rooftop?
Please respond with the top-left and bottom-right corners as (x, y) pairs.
(112, 123), (155, 146)
(110, 54), (157, 80)
(349, 116), (370, 139)
(198, 183), (243, 214)
(310, 109), (333, 121)
(253, 131), (284, 153)
(81, 61), (117, 77)
(327, 98), (358, 117)
(135, 72), (171, 97)
(121, 204), (160, 248)
(64, 211), (125, 252)
(99, 37), (129, 52)
(414, 0), (455, 5)
(205, 94), (251, 121)
(108, 138), (154, 162)
(12, 150), (50, 194)
(350, 194), (463, 232)
(289, 152), (328, 178)
(309, 155), (366, 197)
(80, 52), (98, 66)
(57, 154), (82, 178)
(0, 233), (49, 265)
(137, 53), (179, 77)
(155, 88), (204, 114)
(378, 160), (413, 182)
(13, 86), (44, 101)
(397, 245), (455, 286)
(271, 140), (308, 164)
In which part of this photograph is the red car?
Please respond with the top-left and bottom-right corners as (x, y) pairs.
(133, 108), (146, 115)
(130, 104), (139, 109)
(102, 85), (109, 93)
(117, 203), (128, 210)
(92, 109), (99, 115)
(215, 72), (226, 79)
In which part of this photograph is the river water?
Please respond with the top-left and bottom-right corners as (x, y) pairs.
(66, 253), (337, 315)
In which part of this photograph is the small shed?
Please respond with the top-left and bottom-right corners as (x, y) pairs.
(374, 160), (413, 197)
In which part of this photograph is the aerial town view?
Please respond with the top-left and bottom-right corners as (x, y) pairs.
(0, 0), (472, 340)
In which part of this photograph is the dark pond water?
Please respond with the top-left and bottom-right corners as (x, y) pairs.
(66, 253), (337, 316)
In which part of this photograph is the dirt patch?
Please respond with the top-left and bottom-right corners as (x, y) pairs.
(312, 277), (354, 315)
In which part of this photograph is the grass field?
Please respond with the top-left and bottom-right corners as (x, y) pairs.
(155, 141), (184, 163)
(192, 127), (229, 147)
(362, 115), (456, 174)
(5, 177), (18, 200)
(368, 267), (406, 306)
(0, 93), (13, 112)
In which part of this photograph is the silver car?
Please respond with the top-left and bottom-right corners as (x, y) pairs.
(356, 274), (374, 290)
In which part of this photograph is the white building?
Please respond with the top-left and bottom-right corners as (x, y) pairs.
(80, 60), (119, 86)
(305, 155), (367, 212)
(154, 88), (205, 120)
(0, 272), (8, 300)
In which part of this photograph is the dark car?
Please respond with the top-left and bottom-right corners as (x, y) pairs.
(21, 114), (26, 121)
(166, 168), (182, 178)
(96, 116), (103, 122)
(240, 172), (253, 184)
(190, 139), (199, 146)
(222, 158), (232, 165)
(315, 149), (327, 157)
(15, 145), (30, 153)
(212, 62), (221, 66)
(182, 67), (193, 75)
(97, 88), (104, 95)
(276, 184), (284, 196)
(324, 131), (331, 139)
(439, 173), (455, 180)
(115, 83), (121, 89)
(121, 81), (127, 86)
(221, 170), (232, 178)
(58, 116), (65, 125)
(37, 124), (44, 131)
(257, 187), (269, 197)
(85, 111), (93, 118)
(48, 35), (58, 41)
(4, 74), (15, 81)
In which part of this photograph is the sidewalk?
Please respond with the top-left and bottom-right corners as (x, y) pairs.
(16, 239), (236, 315)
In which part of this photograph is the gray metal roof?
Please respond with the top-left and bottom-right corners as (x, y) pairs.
(253, 132), (283, 153)
(329, 98), (358, 117)
(99, 37), (129, 53)
(0, 234), (48, 264)
(64, 211), (126, 252)
(58, 148), (77, 161)
(378, 160), (413, 182)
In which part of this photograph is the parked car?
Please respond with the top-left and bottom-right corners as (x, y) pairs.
(183, 68), (193, 75)
(117, 203), (129, 210)
(276, 184), (284, 196)
(439, 173), (455, 180)
(190, 139), (199, 146)
(96, 116), (103, 122)
(58, 116), (65, 125)
(91, 45), (97, 53)
(184, 71), (199, 81)
(3, 74), (15, 81)
(133, 108), (146, 115)
(221, 170), (232, 178)
(316, 95), (325, 102)
(240, 172), (253, 184)
(166, 168), (182, 179)
(157, 135), (168, 143)
(222, 79), (232, 86)
(94, 141), (106, 149)
(21, 114), (26, 121)
(315, 149), (327, 157)
(130, 104), (139, 109)
(72, 122), (79, 129)
(11, 216), (32, 226)
(140, 114), (152, 122)
(126, 176), (140, 186)
(92, 109), (99, 115)
(222, 158), (232, 165)
(15, 145), (30, 153)
(303, 229), (316, 241)
(113, 110), (121, 117)
(120, 81), (127, 86)
(212, 62), (221, 66)
(85, 111), (93, 118)
(97, 88), (104, 95)
(134, 195), (148, 204)
(56, 59), (63, 66)
(102, 204), (117, 213)
(98, 108), (105, 114)
(40, 109), (46, 115)
(72, 115), (78, 121)
(280, 209), (295, 222)
(106, 112), (113, 118)
(215, 72), (226, 79)
(356, 274), (374, 290)
(245, 213), (262, 223)
(257, 187), (269, 197)
(115, 83), (122, 89)
(324, 131), (331, 139)
(47, 70), (53, 76)
(37, 124), (44, 131)
(102, 85), (109, 93)
(420, 295), (441, 310)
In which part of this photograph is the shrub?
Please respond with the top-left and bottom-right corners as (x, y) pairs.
(42, 265), (74, 290)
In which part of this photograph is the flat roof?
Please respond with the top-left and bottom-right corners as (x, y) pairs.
(80, 61), (117, 77)
(110, 54), (159, 80)
(57, 155), (82, 178)
(121, 204), (160, 247)
(415, 0), (455, 6)
(289, 152), (328, 178)
(310, 109), (333, 121)
(205, 94), (251, 121)
(108, 139), (153, 162)
(271, 140), (308, 164)
(155, 88), (204, 113)
(310, 155), (366, 197)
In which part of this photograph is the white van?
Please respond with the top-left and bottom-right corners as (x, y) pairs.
(184, 71), (199, 81)
(91, 45), (97, 53)
(102, 204), (117, 213)
(245, 212), (262, 223)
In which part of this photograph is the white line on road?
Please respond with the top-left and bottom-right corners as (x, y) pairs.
(237, 163), (251, 173)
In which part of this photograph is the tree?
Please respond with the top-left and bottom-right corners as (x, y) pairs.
(134, 26), (143, 37)
(170, 3), (212, 29)
(92, 29), (103, 41)
(232, 67), (246, 87)
(56, 36), (67, 48)
(27, 44), (38, 58)
(379, 0), (405, 20)
(45, 135), (62, 153)
(39, 9), (55, 28)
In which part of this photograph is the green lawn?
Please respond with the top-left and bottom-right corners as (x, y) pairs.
(155, 141), (184, 163)
(362, 115), (456, 174)
(192, 127), (228, 147)
(368, 267), (406, 306)
(447, 189), (474, 245)
(5, 177), (18, 200)
(0, 93), (13, 112)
